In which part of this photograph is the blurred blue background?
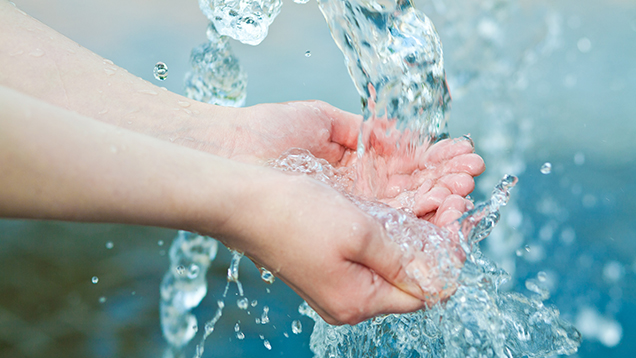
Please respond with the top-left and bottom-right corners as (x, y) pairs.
(1, 0), (635, 357)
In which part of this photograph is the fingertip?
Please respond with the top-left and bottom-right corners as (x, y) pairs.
(422, 136), (475, 165)
(414, 186), (451, 217)
(365, 286), (427, 319)
(434, 194), (471, 227)
(438, 172), (475, 197)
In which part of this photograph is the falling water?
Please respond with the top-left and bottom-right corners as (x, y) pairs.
(160, 0), (581, 356)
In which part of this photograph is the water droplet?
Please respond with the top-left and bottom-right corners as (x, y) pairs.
(91, 276), (99, 284)
(99, 296), (107, 303)
(304, 50), (312, 57)
(255, 318), (261, 324)
(251, 300), (258, 307)
(516, 249), (524, 257)
(29, 48), (45, 57)
(97, 109), (108, 115)
(104, 67), (116, 76)
(284, 332), (289, 338)
(237, 297), (249, 310)
(9, 49), (24, 57)
(234, 322), (241, 332)
(131, 291), (136, 296)
(263, 339), (272, 350)
(154, 62), (168, 81)
(294, 0), (311, 4)
(291, 320), (302, 334)
(540, 162), (552, 174)
(260, 306), (270, 324)
(158, 240), (164, 246)
(260, 268), (275, 283)
(524, 245), (531, 252)
(178, 101), (191, 108)
(236, 331), (245, 339)
(103, 59), (114, 65)
(187, 264), (200, 279)
(176, 265), (185, 275)
(105, 241), (114, 249)
(193, 324), (198, 333)
(537, 271), (547, 282)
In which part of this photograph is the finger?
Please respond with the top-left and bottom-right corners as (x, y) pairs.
(322, 102), (362, 150)
(345, 221), (424, 300)
(413, 186), (451, 217)
(354, 279), (426, 322)
(434, 195), (472, 227)
(437, 172), (475, 197)
(442, 153), (486, 176)
(420, 136), (474, 166)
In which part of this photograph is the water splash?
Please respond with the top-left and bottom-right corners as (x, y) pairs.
(315, 0), (451, 198)
(270, 149), (580, 357)
(198, 0), (282, 45)
(318, 0), (450, 141)
(159, 231), (218, 357)
(184, 24), (247, 107)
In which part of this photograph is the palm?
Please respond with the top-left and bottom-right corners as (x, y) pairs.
(230, 101), (484, 227)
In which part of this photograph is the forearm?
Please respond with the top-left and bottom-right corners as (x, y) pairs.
(0, 85), (256, 235)
(0, 0), (240, 156)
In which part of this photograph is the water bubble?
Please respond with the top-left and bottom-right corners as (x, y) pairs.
(304, 50), (312, 57)
(176, 265), (185, 276)
(251, 300), (258, 307)
(237, 297), (249, 310)
(574, 152), (585, 166)
(187, 264), (200, 279)
(105, 241), (114, 249)
(154, 62), (168, 81)
(263, 339), (272, 350)
(292, 320), (302, 334)
(577, 37), (592, 53)
(260, 268), (275, 284)
(524, 245), (531, 252)
(99, 296), (107, 303)
(603, 261), (624, 284)
(540, 162), (552, 174)
(158, 240), (164, 246)
(91, 276), (99, 284)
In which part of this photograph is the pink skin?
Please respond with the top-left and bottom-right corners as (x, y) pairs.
(227, 101), (485, 228)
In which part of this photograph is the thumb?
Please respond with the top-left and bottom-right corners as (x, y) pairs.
(351, 218), (462, 309)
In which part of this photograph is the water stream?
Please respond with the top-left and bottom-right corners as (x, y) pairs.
(159, 0), (582, 356)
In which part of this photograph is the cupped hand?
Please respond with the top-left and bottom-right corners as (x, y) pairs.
(217, 168), (455, 325)
(228, 101), (485, 225)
